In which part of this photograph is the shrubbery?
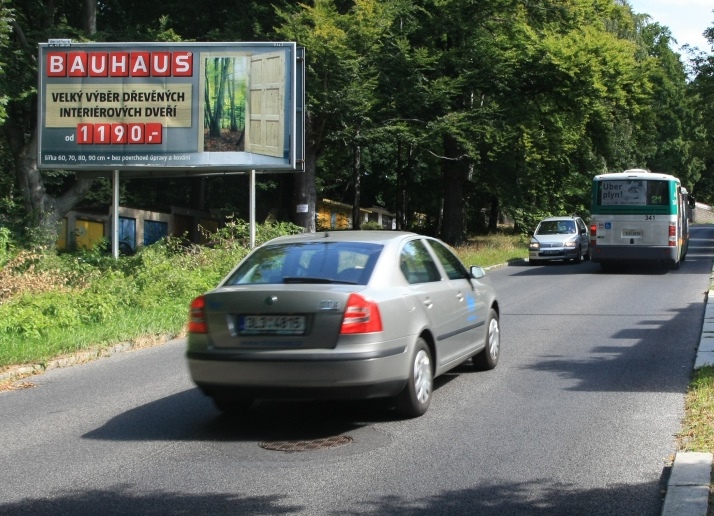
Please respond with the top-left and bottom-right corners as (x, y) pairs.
(0, 220), (303, 367)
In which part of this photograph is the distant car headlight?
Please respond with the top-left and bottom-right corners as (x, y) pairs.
(529, 241), (540, 250)
(563, 240), (577, 248)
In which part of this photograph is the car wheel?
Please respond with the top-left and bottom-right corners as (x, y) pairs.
(473, 308), (500, 370)
(212, 395), (253, 415)
(395, 338), (433, 418)
(573, 246), (582, 264)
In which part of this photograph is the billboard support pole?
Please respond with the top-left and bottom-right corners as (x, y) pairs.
(250, 170), (256, 249)
(112, 169), (119, 259)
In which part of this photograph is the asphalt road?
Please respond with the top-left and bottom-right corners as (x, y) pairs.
(1, 225), (713, 516)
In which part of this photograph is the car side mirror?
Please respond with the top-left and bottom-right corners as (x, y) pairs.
(470, 265), (486, 279)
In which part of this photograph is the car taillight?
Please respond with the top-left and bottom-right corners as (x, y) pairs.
(340, 293), (383, 334)
(188, 295), (208, 334)
(669, 223), (676, 246)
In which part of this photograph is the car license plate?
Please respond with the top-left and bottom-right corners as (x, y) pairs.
(238, 315), (306, 335)
(541, 250), (559, 255)
(622, 229), (642, 238)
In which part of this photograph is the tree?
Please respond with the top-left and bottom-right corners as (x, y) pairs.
(1, 2), (95, 246)
(0, 0), (704, 245)
(276, 0), (399, 232)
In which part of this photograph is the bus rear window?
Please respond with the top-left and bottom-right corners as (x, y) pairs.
(597, 180), (669, 206)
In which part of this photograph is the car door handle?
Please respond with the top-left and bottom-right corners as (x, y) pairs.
(423, 299), (433, 309)
(456, 292), (464, 302)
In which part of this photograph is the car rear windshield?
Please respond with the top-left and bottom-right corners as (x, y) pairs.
(224, 241), (383, 285)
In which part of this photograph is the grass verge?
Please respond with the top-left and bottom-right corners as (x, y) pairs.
(678, 366), (714, 451)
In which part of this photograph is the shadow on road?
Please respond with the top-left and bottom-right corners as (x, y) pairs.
(82, 373), (460, 443)
(0, 475), (666, 515)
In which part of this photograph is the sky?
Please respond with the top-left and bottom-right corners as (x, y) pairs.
(627, 0), (713, 52)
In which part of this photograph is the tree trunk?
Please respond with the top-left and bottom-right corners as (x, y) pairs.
(10, 130), (94, 247)
(352, 139), (361, 230)
(395, 139), (404, 230)
(294, 149), (316, 232)
(488, 195), (499, 232)
(440, 134), (466, 245)
(294, 113), (318, 232)
(83, 0), (96, 35)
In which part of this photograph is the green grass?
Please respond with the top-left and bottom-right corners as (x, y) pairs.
(679, 366), (714, 452)
(456, 233), (529, 268)
(0, 304), (187, 366)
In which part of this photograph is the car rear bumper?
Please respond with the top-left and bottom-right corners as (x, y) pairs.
(186, 344), (410, 400)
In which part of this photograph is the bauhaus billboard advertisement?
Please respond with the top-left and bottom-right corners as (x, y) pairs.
(38, 41), (304, 173)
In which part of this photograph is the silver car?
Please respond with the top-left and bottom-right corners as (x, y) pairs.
(529, 216), (590, 264)
(187, 231), (500, 418)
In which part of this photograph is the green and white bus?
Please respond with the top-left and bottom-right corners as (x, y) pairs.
(589, 169), (689, 270)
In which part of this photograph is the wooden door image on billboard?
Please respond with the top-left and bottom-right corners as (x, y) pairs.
(201, 51), (285, 158)
(245, 52), (285, 158)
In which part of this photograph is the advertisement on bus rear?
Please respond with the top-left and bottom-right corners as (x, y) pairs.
(598, 180), (669, 207)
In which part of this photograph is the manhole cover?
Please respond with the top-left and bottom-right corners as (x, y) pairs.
(260, 435), (354, 452)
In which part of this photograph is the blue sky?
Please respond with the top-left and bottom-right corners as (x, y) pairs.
(627, 0), (713, 52)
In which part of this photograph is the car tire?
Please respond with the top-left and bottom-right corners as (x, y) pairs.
(395, 338), (433, 418)
(573, 246), (582, 264)
(473, 308), (500, 370)
(212, 395), (253, 415)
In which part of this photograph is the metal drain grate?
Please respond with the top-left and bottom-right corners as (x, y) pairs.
(260, 435), (354, 452)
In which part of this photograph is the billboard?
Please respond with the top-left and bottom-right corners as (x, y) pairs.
(38, 41), (304, 174)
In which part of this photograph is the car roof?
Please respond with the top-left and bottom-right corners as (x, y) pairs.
(263, 230), (423, 246)
(539, 216), (580, 222)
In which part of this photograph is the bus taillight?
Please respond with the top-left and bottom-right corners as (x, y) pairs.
(668, 223), (676, 246)
(590, 224), (597, 248)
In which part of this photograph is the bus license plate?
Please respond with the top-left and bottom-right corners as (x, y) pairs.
(239, 315), (306, 335)
(622, 230), (642, 238)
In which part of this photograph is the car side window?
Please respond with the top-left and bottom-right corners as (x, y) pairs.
(428, 240), (468, 281)
(400, 240), (441, 284)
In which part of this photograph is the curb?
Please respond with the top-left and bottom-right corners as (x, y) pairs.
(696, 289), (714, 369)
(662, 452), (712, 516)
(0, 334), (180, 386)
(0, 341), (134, 384)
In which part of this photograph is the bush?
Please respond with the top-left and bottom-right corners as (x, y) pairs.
(360, 221), (385, 230)
(0, 219), (302, 367)
(201, 216), (303, 249)
(0, 227), (14, 267)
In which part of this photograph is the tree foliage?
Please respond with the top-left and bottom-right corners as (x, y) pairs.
(0, 0), (709, 248)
